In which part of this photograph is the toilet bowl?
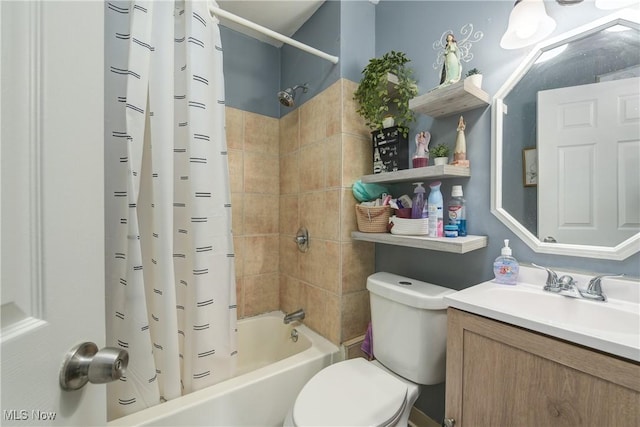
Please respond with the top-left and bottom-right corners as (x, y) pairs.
(284, 358), (420, 427)
(285, 272), (455, 427)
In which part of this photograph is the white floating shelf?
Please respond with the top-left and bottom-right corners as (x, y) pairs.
(352, 232), (488, 254)
(360, 164), (470, 184)
(409, 78), (489, 118)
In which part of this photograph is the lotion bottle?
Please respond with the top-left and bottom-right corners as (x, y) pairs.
(493, 239), (519, 285)
(428, 181), (443, 237)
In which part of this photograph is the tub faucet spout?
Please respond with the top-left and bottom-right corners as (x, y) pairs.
(284, 309), (305, 324)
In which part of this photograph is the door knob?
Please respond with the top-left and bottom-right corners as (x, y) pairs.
(59, 342), (128, 391)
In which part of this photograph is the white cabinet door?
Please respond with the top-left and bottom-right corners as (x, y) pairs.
(538, 77), (640, 246)
(1, 1), (105, 425)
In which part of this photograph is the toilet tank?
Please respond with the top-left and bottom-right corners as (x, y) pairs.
(367, 272), (456, 385)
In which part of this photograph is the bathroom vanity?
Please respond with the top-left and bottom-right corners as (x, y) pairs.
(444, 308), (639, 426)
(443, 267), (640, 426)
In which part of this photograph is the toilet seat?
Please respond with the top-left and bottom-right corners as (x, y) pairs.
(292, 358), (408, 427)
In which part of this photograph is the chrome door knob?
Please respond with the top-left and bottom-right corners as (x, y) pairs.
(59, 342), (128, 391)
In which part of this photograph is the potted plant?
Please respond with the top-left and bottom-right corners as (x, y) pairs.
(465, 68), (483, 89)
(430, 143), (450, 166)
(353, 51), (418, 138)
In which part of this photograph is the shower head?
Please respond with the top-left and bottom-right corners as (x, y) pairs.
(277, 83), (309, 107)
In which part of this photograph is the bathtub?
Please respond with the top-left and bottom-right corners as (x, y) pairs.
(108, 311), (341, 427)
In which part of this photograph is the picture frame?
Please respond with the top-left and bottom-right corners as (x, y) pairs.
(522, 148), (537, 187)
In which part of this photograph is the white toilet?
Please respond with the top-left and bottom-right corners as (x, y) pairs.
(285, 271), (456, 427)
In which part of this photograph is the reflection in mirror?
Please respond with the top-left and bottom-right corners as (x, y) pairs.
(492, 11), (640, 260)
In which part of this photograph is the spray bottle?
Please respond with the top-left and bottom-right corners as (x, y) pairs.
(411, 183), (427, 219)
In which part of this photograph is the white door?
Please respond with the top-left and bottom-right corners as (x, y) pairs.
(538, 77), (640, 246)
(1, 2), (105, 425)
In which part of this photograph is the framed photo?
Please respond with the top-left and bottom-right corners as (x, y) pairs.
(522, 148), (537, 187)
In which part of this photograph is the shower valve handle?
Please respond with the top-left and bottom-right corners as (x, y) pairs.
(294, 227), (309, 252)
(59, 342), (129, 391)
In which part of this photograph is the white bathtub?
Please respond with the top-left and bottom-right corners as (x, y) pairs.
(108, 311), (341, 427)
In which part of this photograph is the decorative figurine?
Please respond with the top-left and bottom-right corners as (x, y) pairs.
(413, 131), (430, 168)
(453, 116), (470, 167)
(439, 33), (462, 87)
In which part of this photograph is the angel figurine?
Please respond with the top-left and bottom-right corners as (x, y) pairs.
(452, 116), (469, 167)
(413, 131), (431, 168)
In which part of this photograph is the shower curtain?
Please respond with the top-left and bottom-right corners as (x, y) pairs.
(104, 0), (237, 419)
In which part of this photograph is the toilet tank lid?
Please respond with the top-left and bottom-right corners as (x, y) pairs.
(367, 272), (457, 310)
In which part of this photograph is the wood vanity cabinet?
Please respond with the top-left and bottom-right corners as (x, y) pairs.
(445, 308), (640, 426)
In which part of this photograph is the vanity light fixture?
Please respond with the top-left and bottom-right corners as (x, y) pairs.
(500, 0), (557, 49)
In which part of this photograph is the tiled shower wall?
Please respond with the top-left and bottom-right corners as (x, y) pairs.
(226, 78), (375, 345)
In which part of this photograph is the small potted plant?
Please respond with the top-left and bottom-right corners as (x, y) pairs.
(430, 143), (450, 166)
(465, 68), (483, 89)
(353, 51), (418, 138)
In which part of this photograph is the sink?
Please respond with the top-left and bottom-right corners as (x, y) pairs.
(445, 265), (640, 362)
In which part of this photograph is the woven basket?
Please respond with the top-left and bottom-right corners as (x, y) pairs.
(355, 205), (392, 233)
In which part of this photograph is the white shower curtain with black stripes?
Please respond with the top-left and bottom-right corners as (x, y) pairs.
(104, 0), (237, 420)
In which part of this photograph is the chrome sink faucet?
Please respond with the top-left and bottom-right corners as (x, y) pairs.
(532, 264), (622, 302)
(283, 308), (305, 324)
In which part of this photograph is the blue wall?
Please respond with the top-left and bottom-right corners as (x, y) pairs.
(220, 1), (640, 421)
(373, 1), (639, 281)
(220, 26), (280, 117)
(221, 0), (376, 117)
(373, 2), (640, 420)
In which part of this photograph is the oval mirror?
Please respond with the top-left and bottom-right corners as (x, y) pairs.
(492, 10), (640, 260)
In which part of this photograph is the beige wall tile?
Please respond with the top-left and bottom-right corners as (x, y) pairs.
(235, 276), (245, 319)
(280, 153), (299, 195)
(228, 149), (244, 193)
(280, 109), (299, 155)
(304, 284), (341, 345)
(244, 235), (279, 276)
(225, 107), (244, 151)
(298, 142), (325, 192)
(279, 234), (299, 278)
(298, 239), (340, 293)
(341, 290), (371, 343)
(341, 241), (375, 294)
(300, 93), (327, 146)
(231, 82), (380, 346)
(341, 188), (359, 242)
(325, 134), (342, 189)
(325, 80), (342, 138)
(299, 190), (340, 241)
(233, 236), (244, 278)
(231, 192), (244, 236)
(244, 194), (279, 235)
(244, 273), (279, 317)
(324, 292), (341, 345)
(279, 195), (299, 236)
(244, 152), (279, 194)
(342, 133), (373, 186)
(279, 273), (303, 315)
(244, 111), (279, 156)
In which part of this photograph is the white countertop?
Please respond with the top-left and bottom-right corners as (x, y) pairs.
(445, 265), (640, 362)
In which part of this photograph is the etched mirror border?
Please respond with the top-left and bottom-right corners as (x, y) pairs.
(491, 10), (640, 261)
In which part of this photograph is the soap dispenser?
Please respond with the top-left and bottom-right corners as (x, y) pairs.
(493, 239), (519, 285)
